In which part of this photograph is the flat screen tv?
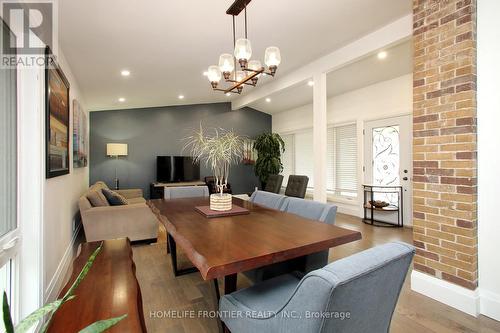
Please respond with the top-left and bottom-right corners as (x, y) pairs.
(156, 156), (200, 183)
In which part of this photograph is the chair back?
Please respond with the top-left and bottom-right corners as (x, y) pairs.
(284, 175), (309, 198)
(249, 190), (287, 210)
(264, 175), (284, 194)
(291, 242), (415, 333)
(164, 186), (209, 199)
(282, 197), (337, 224)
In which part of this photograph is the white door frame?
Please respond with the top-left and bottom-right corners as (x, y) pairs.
(363, 114), (413, 226)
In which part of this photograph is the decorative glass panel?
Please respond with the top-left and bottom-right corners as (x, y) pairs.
(372, 126), (400, 205)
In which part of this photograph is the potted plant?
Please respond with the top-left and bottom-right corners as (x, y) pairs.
(253, 133), (285, 189)
(2, 244), (126, 333)
(185, 126), (244, 211)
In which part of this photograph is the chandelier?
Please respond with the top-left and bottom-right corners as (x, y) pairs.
(206, 0), (281, 95)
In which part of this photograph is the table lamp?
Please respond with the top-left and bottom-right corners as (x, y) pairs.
(106, 143), (128, 189)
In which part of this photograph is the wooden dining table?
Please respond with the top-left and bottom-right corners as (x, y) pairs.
(149, 197), (362, 297)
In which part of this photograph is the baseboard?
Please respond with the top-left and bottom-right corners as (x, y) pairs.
(411, 270), (480, 317)
(44, 224), (81, 302)
(480, 289), (500, 321)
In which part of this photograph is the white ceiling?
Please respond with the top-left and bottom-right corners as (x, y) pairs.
(59, 0), (411, 111)
(248, 39), (413, 114)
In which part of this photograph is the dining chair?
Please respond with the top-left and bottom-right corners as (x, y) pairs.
(164, 185), (209, 199)
(249, 190), (287, 210)
(264, 174), (284, 194)
(244, 198), (337, 282)
(221, 242), (415, 333)
(284, 175), (309, 198)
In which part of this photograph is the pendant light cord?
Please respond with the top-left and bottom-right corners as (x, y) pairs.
(232, 15), (236, 81)
(244, 5), (248, 39)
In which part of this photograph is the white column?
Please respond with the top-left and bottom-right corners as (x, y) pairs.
(313, 72), (327, 203)
(478, 0), (500, 321)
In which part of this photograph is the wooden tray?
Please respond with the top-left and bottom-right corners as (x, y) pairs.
(194, 205), (250, 218)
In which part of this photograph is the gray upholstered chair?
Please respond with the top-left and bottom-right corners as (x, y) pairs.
(285, 175), (309, 198)
(264, 174), (284, 194)
(244, 198), (337, 282)
(249, 190), (287, 210)
(164, 185), (209, 199)
(221, 242), (415, 333)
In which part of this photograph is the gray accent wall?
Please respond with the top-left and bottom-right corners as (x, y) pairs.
(89, 103), (271, 197)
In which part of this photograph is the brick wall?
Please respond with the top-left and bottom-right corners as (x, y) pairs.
(413, 0), (478, 290)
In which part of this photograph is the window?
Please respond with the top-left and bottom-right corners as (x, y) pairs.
(280, 123), (358, 198)
(281, 134), (294, 185)
(0, 18), (19, 329)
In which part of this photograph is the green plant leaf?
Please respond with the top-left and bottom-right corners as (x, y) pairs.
(78, 315), (127, 333)
(62, 243), (102, 302)
(14, 297), (75, 333)
(3, 292), (14, 333)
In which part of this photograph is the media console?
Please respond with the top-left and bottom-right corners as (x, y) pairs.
(149, 180), (207, 199)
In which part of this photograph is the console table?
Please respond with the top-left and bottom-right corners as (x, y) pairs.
(362, 184), (403, 228)
(150, 180), (206, 199)
(47, 238), (146, 333)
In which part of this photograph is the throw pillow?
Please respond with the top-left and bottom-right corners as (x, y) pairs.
(102, 188), (129, 206)
(87, 190), (109, 207)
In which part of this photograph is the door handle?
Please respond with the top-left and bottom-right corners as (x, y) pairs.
(402, 177), (408, 181)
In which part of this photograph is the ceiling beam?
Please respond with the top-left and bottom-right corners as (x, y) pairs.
(231, 14), (412, 110)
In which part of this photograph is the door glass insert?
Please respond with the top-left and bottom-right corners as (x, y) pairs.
(372, 125), (400, 205)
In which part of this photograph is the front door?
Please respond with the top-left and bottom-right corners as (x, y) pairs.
(364, 115), (412, 226)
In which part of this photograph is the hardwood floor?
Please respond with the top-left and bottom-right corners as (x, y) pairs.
(132, 213), (500, 333)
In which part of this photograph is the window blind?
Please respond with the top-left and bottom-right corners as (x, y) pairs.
(279, 123), (357, 197)
(335, 124), (357, 194)
(281, 134), (294, 185)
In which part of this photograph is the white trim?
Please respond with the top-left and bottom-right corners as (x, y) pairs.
(411, 270), (480, 317)
(43, 225), (81, 302)
(479, 289), (500, 320)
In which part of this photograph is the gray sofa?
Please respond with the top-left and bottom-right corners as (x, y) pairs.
(79, 181), (158, 242)
(221, 242), (415, 333)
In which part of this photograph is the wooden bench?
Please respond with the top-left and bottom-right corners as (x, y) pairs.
(47, 238), (147, 332)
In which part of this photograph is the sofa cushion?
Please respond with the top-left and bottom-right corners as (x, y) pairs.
(102, 188), (129, 206)
(128, 197), (146, 204)
(87, 190), (109, 207)
(94, 181), (109, 190)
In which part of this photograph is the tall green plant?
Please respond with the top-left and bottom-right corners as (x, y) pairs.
(253, 133), (285, 186)
(2, 244), (126, 333)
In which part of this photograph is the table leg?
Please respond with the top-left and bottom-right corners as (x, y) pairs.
(221, 274), (237, 333)
(167, 234), (198, 276)
(224, 274), (237, 294)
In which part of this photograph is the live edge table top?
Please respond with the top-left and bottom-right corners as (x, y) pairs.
(149, 197), (362, 281)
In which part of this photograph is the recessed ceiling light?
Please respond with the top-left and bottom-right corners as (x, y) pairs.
(178, 95), (185, 100)
(307, 80), (314, 87)
(377, 51), (387, 60)
(118, 97), (125, 102)
(121, 70), (130, 77)
(265, 98), (271, 103)
(225, 92), (231, 97)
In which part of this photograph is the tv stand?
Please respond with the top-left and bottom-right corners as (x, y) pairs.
(150, 180), (206, 199)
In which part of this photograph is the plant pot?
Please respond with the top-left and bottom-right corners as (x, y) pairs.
(210, 193), (232, 211)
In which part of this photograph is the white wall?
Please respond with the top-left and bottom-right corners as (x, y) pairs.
(42, 49), (89, 302)
(273, 74), (412, 216)
(477, 0), (500, 321)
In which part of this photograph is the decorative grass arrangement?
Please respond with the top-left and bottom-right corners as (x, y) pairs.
(2, 244), (126, 333)
(184, 125), (245, 195)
